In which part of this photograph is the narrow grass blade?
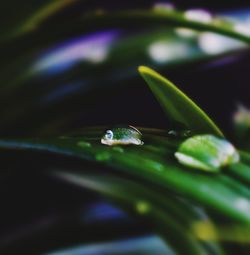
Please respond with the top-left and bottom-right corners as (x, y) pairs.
(139, 66), (223, 136)
(0, 129), (249, 225)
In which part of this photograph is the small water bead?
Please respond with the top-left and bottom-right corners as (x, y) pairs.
(167, 130), (192, 138)
(181, 130), (192, 137)
(95, 152), (111, 161)
(112, 146), (124, 153)
(175, 135), (240, 172)
(101, 126), (144, 146)
(168, 130), (178, 136)
(77, 141), (91, 148)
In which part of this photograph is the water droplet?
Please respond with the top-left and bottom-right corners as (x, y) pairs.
(143, 159), (165, 172)
(112, 146), (124, 153)
(152, 162), (165, 172)
(77, 141), (91, 148)
(184, 9), (212, 23)
(175, 135), (240, 172)
(101, 126), (143, 146)
(168, 130), (178, 136)
(136, 201), (150, 214)
(95, 152), (111, 161)
(181, 130), (192, 137)
(168, 130), (192, 137)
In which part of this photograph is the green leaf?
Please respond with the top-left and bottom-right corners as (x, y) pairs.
(138, 66), (224, 137)
(0, 127), (249, 226)
(57, 173), (216, 255)
(0, 0), (77, 41)
(82, 10), (250, 43)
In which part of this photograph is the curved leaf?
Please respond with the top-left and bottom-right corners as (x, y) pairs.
(139, 66), (224, 137)
(57, 173), (213, 255)
(0, 128), (249, 225)
(81, 10), (250, 43)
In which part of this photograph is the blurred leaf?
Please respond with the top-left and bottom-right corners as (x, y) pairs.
(45, 235), (176, 255)
(0, 0), (77, 41)
(82, 9), (250, 43)
(56, 172), (221, 255)
(0, 128), (249, 226)
(139, 66), (224, 136)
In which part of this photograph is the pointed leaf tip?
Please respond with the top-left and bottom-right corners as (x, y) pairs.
(138, 66), (224, 137)
(138, 65), (152, 74)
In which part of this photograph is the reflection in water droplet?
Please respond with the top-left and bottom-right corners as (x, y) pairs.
(136, 201), (150, 214)
(77, 141), (91, 148)
(96, 152), (111, 161)
(112, 146), (124, 153)
(184, 9), (212, 23)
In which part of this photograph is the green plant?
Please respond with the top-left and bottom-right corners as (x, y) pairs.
(1, 2), (250, 255)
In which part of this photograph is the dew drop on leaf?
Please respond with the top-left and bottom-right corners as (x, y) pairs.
(168, 130), (178, 137)
(175, 135), (240, 172)
(95, 152), (111, 161)
(112, 146), (124, 153)
(101, 126), (143, 146)
(168, 130), (192, 138)
(77, 141), (91, 148)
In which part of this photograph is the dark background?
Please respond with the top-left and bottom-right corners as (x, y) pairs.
(0, 1), (249, 254)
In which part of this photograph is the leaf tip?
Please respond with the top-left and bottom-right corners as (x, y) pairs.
(138, 65), (153, 75)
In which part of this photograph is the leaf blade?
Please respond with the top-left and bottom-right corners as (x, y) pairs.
(138, 66), (224, 137)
